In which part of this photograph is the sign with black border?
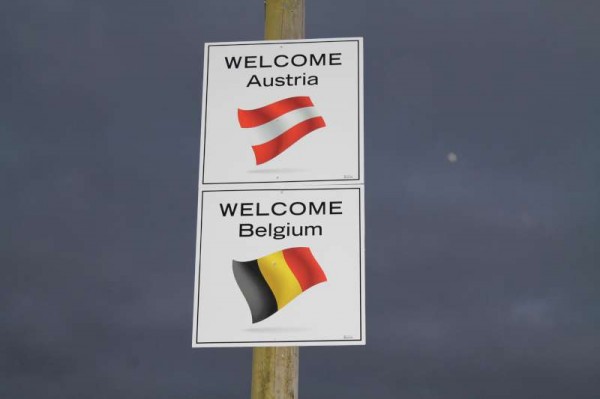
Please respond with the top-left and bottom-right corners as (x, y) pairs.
(192, 186), (365, 347)
(199, 38), (364, 186)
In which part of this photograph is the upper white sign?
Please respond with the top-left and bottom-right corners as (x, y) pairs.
(200, 38), (364, 185)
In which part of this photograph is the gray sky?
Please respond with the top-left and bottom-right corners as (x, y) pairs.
(2, 1), (599, 398)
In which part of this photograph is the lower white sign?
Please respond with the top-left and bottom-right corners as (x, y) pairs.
(192, 187), (365, 347)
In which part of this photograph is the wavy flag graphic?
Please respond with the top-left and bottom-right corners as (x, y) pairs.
(237, 96), (326, 165)
(232, 247), (327, 323)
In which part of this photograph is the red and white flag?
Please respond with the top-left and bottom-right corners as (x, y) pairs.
(237, 96), (326, 165)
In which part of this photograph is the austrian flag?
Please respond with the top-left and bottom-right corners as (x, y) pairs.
(237, 96), (326, 165)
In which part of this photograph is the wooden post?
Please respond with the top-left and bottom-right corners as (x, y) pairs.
(264, 0), (305, 40)
(251, 2), (304, 398)
(251, 346), (299, 399)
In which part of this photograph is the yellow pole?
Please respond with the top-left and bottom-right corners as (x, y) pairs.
(251, 346), (299, 399)
(251, 3), (304, 398)
(264, 0), (305, 40)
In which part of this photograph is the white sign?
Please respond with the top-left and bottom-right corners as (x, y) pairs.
(192, 187), (365, 347)
(193, 38), (365, 347)
(199, 38), (364, 185)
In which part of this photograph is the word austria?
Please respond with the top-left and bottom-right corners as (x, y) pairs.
(224, 52), (343, 88)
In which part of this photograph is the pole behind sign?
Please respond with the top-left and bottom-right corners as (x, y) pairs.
(251, 4), (304, 399)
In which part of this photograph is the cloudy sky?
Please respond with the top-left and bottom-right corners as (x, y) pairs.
(1, 1), (599, 398)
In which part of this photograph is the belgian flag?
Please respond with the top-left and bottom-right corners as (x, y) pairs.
(232, 247), (327, 323)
